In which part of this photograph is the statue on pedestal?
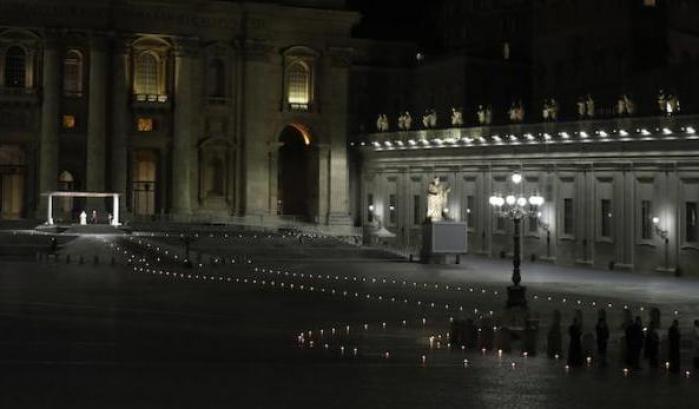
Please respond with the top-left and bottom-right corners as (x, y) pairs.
(477, 105), (486, 125)
(376, 114), (390, 132)
(623, 94), (636, 116)
(422, 110), (431, 129)
(509, 100), (525, 123)
(667, 94), (680, 116)
(426, 176), (450, 222)
(577, 97), (586, 119)
(658, 89), (667, 114)
(398, 111), (412, 130)
(549, 98), (558, 120)
(450, 107), (463, 127)
(585, 94), (595, 118)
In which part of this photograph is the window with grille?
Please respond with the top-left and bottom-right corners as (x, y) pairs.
(287, 62), (310, 108)
(63, 50), (82, 96)
(601, 199), (612, 238)
(135, 52), (159, 96)
(389, 194), (397, 225)
(641, 201), (653, 240)
(4, 46), (26, 88)
(413, 195), (422, 225)
(207, 59), (225, 98)
(466, 195), (475, 229)
(686, 202), (697, 243)
(563, 198), (574, 235)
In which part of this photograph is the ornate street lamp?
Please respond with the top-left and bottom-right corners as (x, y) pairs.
(489, 172), (545, 309)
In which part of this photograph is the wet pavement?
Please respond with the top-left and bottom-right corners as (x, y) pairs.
(1, 229), (699, 408)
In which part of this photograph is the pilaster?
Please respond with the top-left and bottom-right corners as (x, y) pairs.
(37, 32), (60, 218)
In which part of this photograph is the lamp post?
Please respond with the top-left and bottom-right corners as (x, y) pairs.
(652, 217), (670, 272)
(489, 172), (544, 309)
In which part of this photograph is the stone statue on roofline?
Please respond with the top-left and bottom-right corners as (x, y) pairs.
(451, 107), (463, 127)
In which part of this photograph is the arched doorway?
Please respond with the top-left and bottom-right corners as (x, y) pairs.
(277, 124), (317, 221)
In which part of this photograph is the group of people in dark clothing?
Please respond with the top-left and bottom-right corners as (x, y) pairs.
(564, 308), (690, 373)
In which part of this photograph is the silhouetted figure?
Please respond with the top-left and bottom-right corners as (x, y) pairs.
(465, 318), (478, 349)
(645, 323), (660, 368)
(479, 316), (495, 351)
(626, 316), (644, 369)
(619, 309), (633, 365)
(595, 313), (610, 366)
(50, 237), (58, 254)
(693, 319), (699, 369)
(567, 317), (583, 367)
(547, 310), (562, 358)
(668, 319), (681, 373)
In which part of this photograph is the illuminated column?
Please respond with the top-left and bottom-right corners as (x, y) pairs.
(112, 194), (120, 226)
(171, 39), (196, 220)
(86, 33), (108, 200)
(324, 47), (353, 225)
(47, 194), (54, 225)
(111, 38), (129, 216)
(37, 34), (60, 218)
(240, 40), (276, 218)
(317, 144), (330, 224)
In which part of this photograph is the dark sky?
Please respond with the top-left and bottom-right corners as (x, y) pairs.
(345, 0), (440, 45)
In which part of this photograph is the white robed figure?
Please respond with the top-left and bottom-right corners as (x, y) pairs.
(426, 176), (450, 222)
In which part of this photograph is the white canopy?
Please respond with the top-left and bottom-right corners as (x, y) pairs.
(42, 191), (121, 226)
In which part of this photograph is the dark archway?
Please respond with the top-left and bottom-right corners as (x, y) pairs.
(278, 124), (317, 220)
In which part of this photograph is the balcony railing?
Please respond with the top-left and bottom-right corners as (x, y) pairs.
(133, 93), (169, 103)
(0, 87), (39, 105)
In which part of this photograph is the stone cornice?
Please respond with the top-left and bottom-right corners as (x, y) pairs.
(241, 39), (276, 63)
(326, 46), (353, 68)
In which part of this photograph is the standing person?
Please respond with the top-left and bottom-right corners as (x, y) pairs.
(595, 312), (610, 366)
(628, 316), (644, 369)
(568, 317), (583, 367)
(693, 320), (699, 369)
(645, 322), (660, 369)
(668, 320), (681, 373)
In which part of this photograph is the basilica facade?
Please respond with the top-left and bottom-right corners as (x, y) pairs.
(0, 0), (355, 224)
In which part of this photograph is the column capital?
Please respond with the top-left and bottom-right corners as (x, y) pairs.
(42, 29), (62, 50)
(88, 31), (111, 52)
(174, 37), (201, 58)
(240, 39), (276, 63)
(326, 46), (354, 68)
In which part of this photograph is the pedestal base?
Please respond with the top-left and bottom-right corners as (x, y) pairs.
(506, 285), (527, 309)
(420, 221), (467, 264)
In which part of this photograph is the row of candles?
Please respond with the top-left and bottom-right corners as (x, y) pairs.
(95, 234), (691, 379)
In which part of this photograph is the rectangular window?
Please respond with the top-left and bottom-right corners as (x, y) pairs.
(137, 117), (154, 132)
(641, 201), (653, 240)
(62, 115), (76, 129)
(601, 199), (612, 238)
(563, 198), (574, 235)
(466, 195), (475, 229)
(413, 195), (421, 225)
(367, 194), (374, 223)
(496, 215), (505, 231)
(389, 194), (397, 225)
(528, 204), (538, 233)
(686, 202), (697, 242)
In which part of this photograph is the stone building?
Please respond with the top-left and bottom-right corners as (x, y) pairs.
(357, 115), (699, 276)
(0, 0), (356, 224)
